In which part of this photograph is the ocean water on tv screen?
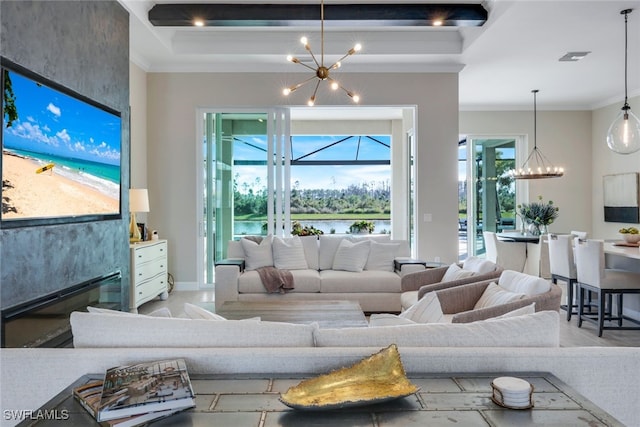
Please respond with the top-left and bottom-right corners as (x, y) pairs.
(5, 148), (120, 200)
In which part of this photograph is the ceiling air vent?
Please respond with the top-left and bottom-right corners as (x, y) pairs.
(559, 51), (591, 62)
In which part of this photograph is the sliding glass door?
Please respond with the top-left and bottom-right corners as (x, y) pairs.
(460, 136), (518, 258)
(197, 109), (289, 286)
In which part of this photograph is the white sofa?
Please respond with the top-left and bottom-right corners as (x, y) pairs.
(2, 345), (639, 427)
(215, 235), (426, 312)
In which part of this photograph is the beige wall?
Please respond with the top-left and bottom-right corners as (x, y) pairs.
(129, 62), (148, 222)
(459, 110), (593, 235)
(591, 95), (640, 239)
(142, 72), (459, 286)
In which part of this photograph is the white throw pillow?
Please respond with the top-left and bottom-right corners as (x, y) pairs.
(474, 282), (526, 310)
(498, 270), (551, 295)
(364, 241), (400, 272)
(319, 236), (347, 270)
(463, 256), (496, 274)
(493, 302), (536, 319)
(332, 239), (371, 272)
(147, 307), (172, 318)
(399, 292), (446, 323)
(86, 306), (139, 317)
(272, 236), (308, 270)
(183, 302), (227, 320)
(369, 313), (417, 327)
(240, 235), (273, 270)
(441, 263), (475, 282)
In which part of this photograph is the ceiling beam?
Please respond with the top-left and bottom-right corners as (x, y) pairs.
(148, 3), (488, 27)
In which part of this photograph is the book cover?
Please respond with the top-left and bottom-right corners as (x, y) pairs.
(73, 379), (189, 427)
(97, 359), (195, 422)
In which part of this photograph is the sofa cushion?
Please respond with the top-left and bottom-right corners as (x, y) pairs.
(238, 269), (321, 293)
(300, 236), (320, 270)
(463, 256), (497, 274)
(494, 302), (536, 319)
(272, 236), (308, 270)
(474, 282), (526, 310)
(332, 239), (371, 272)
(441, 263), (475, 282)
(313, 311), (559, 347)
(318, 236), (348, 270)
(320, 270), (401, 293)
(241, 236), (274, 270)
(364, 241), (400, 272)
(498, 270), (551, 295)
(368, 313), (417, 326)
(70, 311), (315, 348)
(183, 302), (227, 320)
(399, 291), (445, 324)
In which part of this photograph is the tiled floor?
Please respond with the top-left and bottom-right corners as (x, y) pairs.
(138, 287), (640, 348)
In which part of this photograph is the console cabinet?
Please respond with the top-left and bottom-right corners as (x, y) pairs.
(129, 239), (169, 312)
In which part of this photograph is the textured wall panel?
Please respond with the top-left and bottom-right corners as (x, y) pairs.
(0, 1), (130, 309)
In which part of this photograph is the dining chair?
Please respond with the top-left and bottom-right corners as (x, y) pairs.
(570, 230), (588, 239)
(483, 231), (526, 272)
(573, 238), (640, 337)
(548, 233), (578, 320)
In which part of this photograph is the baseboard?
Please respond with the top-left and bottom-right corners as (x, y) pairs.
(173, 281), (200, 291)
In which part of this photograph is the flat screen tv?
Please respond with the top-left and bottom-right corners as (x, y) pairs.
(1, 58), (122, 228)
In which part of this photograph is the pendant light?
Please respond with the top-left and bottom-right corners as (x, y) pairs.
(509, 90), (564, 179)
(282, 0), (361, 106)
(607, 9), (640, 154)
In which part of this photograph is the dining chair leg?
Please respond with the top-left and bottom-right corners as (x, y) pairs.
(566, 278), (574, 321)
(577, 285), (584, 328)
(598, 290), (605, 338)
(618, 294), (623, 327)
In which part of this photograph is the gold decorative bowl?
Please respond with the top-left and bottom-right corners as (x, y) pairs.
(279, 344), (419, 410)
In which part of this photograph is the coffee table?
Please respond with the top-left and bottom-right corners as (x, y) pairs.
(21, 371), (623, 426)
(217, 300), (368, 328)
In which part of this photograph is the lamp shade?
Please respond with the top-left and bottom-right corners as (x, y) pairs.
(129, 188), (150, 213)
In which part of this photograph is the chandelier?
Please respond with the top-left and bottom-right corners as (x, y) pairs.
(282, 0), (361, 106)
(606, 9), (640, 154)
(509, 90), (564, 179)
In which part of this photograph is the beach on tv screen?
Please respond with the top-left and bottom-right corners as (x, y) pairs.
(2, 68), (121, 220)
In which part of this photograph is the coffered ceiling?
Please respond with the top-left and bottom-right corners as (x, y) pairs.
(121, 0), (640, 110)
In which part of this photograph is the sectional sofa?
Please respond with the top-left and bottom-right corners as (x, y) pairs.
(1, 307), (639, 427)
(215, 234), (427, 312)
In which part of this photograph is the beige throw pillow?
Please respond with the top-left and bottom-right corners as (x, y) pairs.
(272, 236), (308, 270)
(332, 239), (371, 272)
(399, 291), (446, 323)
(369, 313), (417, 327)
(364, 241), (400, 272)
(183, 302), (227, 320)
(474, 282), (526, 310)
(240, 235), (273, 270)
(493, 302), (536, 319)
(441, 263), (475, 282)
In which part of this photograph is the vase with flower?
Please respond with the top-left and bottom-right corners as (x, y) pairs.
(517, 196), (559, 236)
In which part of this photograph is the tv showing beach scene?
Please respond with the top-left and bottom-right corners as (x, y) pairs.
(1, 61), (121, 225)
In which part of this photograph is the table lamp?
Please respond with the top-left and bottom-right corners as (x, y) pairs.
(129, 188), (149, 243)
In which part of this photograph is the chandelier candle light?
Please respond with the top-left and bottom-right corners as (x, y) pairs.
(606, 9), (640, 154)
(282, 0), (361, 106)
(509, 90), (564, 179)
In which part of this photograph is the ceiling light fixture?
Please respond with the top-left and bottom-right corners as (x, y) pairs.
(607, 9), (640, 154)
(282, 0), (361, 106)
(509, 90), (564, 180)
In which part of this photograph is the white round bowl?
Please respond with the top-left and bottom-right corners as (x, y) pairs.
(622, 233), (640, 244)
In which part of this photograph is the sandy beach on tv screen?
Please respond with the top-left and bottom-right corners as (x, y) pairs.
(2, 153), (119, 219)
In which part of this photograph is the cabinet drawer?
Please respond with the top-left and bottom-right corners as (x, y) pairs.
(133, 258), (167, 282)
(135, 274), (167, 306)
(132, 241), (167, 265)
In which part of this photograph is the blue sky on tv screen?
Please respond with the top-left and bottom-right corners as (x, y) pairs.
(3, 70), (121, 166)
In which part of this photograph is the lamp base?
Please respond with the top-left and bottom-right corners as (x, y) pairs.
(129, 212), (142, 243)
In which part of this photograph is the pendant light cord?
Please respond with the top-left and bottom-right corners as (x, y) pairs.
(623, 9), (631, 110)
(532, 89), (538, 149)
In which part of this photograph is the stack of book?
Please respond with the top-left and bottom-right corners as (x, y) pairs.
(73, 358), (195, 427)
